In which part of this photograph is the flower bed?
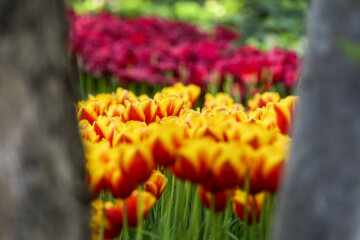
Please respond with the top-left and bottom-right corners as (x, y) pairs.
(77, 83), (297, 240)
(69, 12), (300, 100)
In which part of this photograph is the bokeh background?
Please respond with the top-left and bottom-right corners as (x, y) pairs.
(68, 0), (308, 52)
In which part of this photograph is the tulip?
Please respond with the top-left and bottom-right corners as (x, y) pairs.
(93, 116), (111, 141)
(114, 88), (138, 105)
(78, 120), (100, 143)
(224, 121), (277, 148)
(245, 142), (288, 194)
(85, 141), (114, 197)
(88, 93), (115, 108)
(160, 83), (201, 108)
(76, 83), (295, 231)
(106, 165), (137, 199)
(91, 191), (156, 239)
(106, 104), (126, 117)
(171, 139), (220, 183)
(70, 11), (299, 90)
(146, 121), (188, 166)
(138, 94), (151, 102)
(186, 84), (201, 106)
(124, 190), (157, 227)
(204, 93), (234, 108)
(85, 141), (152, 199)
(139, 99), (158, 124)
(119, 144), (155, 184)
(240, 122), (277, 149)
(122, 100), (146, 122)
(112, 131), (135, 146)
(232, 189), (268, 224)
(78, 106), (98, 125)
(259, 144), (287, 192)
(112, 121), (147, 146)
(272, 96), (297, 135)
(195, 125), (224, 142)
(233, 110), (248, 122)
(144, 170), (168, 199)
(91, 200), (122, 240)
(193, 113), (234, 141)
(247, 92), (280, 111)
(78, 101), (106, 124)
(148, 134), (176, 166)
(155, 94), (185, 118)
(273, 103), (291, 135)
(198, 185), (230, 212)
(204, 144), (247, 191)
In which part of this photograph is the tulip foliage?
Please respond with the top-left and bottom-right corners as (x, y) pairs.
(77, 83), (297, 240)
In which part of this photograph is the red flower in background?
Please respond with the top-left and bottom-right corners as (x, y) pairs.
(68, 10), (299, 91)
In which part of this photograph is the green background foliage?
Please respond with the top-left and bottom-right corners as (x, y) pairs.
(68, 0), (308, 52)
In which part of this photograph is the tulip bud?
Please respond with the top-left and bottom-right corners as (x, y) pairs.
(144, 170), (168, 199)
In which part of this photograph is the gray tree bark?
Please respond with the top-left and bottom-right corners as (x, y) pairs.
(274, 1), (360, 240)
(0, 1), (90, 240)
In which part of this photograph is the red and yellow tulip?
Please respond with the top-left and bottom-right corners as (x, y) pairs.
(77, 83), (296, 237)
(91, 190), (156, 239)
(198, 185), (230, 212)
(232, 189), (268, 224)
(144, 170), (168, 199)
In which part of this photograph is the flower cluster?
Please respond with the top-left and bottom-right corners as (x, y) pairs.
(68, 11), (299, 91)
(91, 190), (157, 239)
(77, 83), (297, 237)
(215, 46), (299, 89)
(89, 169), (167, 239)
(79, 84), (199, 198)
(68, 12), (235, 85)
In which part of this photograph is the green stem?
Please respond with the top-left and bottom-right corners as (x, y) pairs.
(210, 195), (220, 240)
(99, 77), (108, 93)
(79, 70), (86, 99)
(110, 78), (120, 92)
(86, 74), (94, 96)
(160, 170), (171, 219)
(251, 194), (257, 240)
(224, 74), (234, 95)
(222, 196), (232, 240)
(162, 172), (176, 240)
(98, 206), (105, 240)
(203, 194), (216, 240)
(130, 228), (159, 239)
(173, 180), (185, 238)
(136, 189), (143, 240)
(208, 81), (219, 96)
(122, 201), (129, 240)
(243, 175), (250, 240)
(139, 82), (149, 95)
(128, 83), (138, 95)
(202, 210), (211, 240)
(181, 181), (192, 233)
(259, 196), (267, 240)
(264, 194), (275, 240)
(188, 185), (201, 239)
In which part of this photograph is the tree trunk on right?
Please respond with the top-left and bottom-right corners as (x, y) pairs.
(274, 1), (360, 240)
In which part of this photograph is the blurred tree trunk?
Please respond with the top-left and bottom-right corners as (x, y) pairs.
(274, 1), (360, 240)
(0, 1), (90, 240)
